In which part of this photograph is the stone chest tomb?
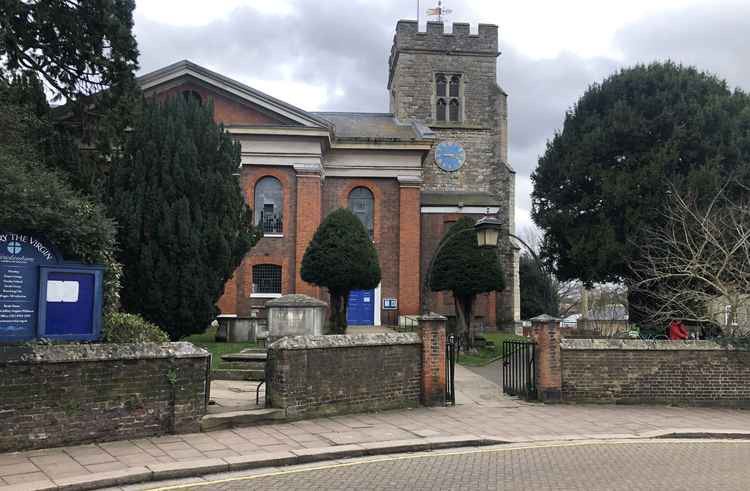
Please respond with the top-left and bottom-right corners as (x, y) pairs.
(267, 294), (327, 342)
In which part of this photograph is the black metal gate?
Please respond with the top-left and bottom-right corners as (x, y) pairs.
(502, 340), (537, 400)
(445, 334), (459, 405)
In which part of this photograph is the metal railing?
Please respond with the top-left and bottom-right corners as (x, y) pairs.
(446, 334), (460, 405)
(502, 340), (537, 400)
(260, 212), (283, 234)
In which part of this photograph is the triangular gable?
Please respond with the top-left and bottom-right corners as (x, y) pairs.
(137, 60), (331, 129)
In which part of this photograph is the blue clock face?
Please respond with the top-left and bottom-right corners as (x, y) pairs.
(434, 142), (466, 172)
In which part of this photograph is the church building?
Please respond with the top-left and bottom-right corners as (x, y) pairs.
(138, 20), (520, 328)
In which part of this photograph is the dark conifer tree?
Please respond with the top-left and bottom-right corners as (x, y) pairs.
(301, 208), (381, 333)
(109, 96), (258, 339)
(429, 217), (505, 348)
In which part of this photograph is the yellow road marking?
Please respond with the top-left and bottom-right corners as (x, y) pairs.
(148, 439), (750, 490)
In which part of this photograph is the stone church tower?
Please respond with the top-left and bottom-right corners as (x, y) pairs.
(388, 20), (520, 326)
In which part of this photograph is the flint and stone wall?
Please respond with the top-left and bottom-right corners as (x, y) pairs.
(0, 342), (210, 452)
(266, 333), (423, 418)
(559, 338), (750, 406)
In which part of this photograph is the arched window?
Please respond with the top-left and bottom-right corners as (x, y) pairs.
(436, 98), (447, 122)
(348, 187), (374, 240)
(449, 99), (460, 122)
(449, 75), (460, 97)
(182, 90), (202, 105)
(434, 73), (462, 123)
(252, 264), (282, 295)
(436, 74), (447, 97)
(254, 176), (283, 235)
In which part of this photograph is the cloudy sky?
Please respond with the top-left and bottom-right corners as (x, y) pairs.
(132, 0), (750, 233)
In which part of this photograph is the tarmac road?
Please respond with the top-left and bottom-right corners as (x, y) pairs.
(139, 439), (750, 491)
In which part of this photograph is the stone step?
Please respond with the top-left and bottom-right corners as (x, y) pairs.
(200, 408), (285, 431)
(239, 347), (268, 354)
(217, 361), (266, 370)
(211, 369), (265, 381)
(220, 352), (267, 362)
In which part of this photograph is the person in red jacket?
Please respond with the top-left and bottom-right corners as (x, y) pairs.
(668, 319), (689, 340)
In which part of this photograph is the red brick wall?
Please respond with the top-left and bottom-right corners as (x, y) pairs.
(421, 212), (498, 327)
(217, 166), (297, 316)
(150, 82), (285, 126)
(295, 172), (323, 298)
(399, 186), (421, 315)
(323, 178), (400, 322)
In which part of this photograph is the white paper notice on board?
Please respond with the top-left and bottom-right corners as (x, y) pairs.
(46, 280), (80, 303)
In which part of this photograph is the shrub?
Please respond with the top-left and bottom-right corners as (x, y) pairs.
(102, 312), (169, 344)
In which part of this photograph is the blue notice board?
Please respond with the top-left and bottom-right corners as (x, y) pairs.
(0, 234), (59, 342)
(38, 265), (103, 342)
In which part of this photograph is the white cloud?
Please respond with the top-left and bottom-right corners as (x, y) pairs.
(136, 0), (295, 26)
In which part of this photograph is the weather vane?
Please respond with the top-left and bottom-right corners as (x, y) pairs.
(426, 1), (452, 22)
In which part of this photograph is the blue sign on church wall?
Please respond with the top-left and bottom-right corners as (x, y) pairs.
(0, 233), (103, 343)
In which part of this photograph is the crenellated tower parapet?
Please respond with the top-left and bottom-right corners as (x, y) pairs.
(388, 20), (498, 89)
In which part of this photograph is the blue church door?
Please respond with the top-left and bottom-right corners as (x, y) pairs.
(347, 289), (374, 325)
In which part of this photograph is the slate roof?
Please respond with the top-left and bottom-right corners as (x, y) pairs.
(312, 112), (432, 142)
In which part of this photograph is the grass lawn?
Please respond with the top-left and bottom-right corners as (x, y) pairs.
(183, 326), (257, 370)
(457, 331), (527, 366)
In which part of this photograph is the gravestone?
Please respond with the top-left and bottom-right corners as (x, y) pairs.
(0, 232), (104, 343)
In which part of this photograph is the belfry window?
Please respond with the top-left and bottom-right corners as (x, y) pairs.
(449, 99), (460, 122)
(254, 176), (283, 235)
(436, 99), (447, 122)
(435, 73), (462, 122)
(449, 75), (460, 97)
(436, 74), (447, 97)
(252, 264), (282, 295)
(348, 187), (374, 240)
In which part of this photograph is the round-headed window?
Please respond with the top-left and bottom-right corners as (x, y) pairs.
(255, 176), (283, 235)
(348, 187), (374, 240)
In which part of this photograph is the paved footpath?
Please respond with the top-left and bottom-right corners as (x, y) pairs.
(2, 366), (750, 489)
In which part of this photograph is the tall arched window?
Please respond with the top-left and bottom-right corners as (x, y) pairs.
(348, 187), (374, 240)
(436, 98), (447, 122)
(449, 99), (460, 122)
(449, 75), (460, 97)
(254, 176), (283, 235)
(436, 74), (447, 97)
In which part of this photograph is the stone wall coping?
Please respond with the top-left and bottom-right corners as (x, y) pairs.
(266, 294), (328, 308)
(268, 333), (421, 350)
(0, 341), (209, 364)
(561, 338), (750, 351)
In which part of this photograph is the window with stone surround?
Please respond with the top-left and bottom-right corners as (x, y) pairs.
(435, 73), (462, 122)
(348, 187), (374, 240)
(252, 264), (282, 296)
(254, 176), (283, 235)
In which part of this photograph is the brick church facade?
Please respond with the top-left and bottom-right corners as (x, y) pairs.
(138, 20), (520, 328)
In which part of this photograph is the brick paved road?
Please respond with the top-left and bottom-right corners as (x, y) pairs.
(152, 440), (750, 491)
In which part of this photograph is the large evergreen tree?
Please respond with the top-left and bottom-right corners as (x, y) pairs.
(1, 0), (141, 198)
(108, 96), (257, 340)
(301, 208), (381, 334)
(0, 78), (120, 311)
(429, 217), (505, 348)
(531, 62), (750, 319)
(0, 0), (138, 102)
(519, 253), (559, 320)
